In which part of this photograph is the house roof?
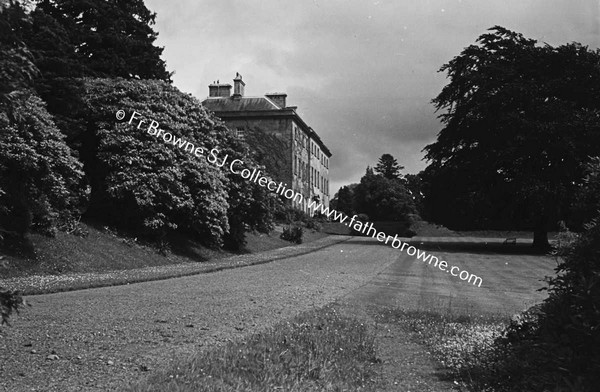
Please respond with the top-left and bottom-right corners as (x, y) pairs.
(201, 96), (332, 157)
(202, 96), (280, 112)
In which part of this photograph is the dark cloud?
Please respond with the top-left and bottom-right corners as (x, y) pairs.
(146, 0), (599, 194)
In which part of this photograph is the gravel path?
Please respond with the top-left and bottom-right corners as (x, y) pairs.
(0, 235), (400, 392)
(0, 235), (347, 295)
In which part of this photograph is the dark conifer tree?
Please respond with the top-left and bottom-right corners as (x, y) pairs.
(374, 153), (404, 180)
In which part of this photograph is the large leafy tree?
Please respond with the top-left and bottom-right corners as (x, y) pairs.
(332, 185), (355, 216)
(0, 91), (87, 238)
(353, 167), (416, 223)
(73, 78), (230, 246)
(0, 0), (86, 241)
(374, 153), (404, 180)
(72, 78), (275, 249)
(27, 0), (171, 81)
(12, 0), (172, 137)
(424, 26), (600, 248)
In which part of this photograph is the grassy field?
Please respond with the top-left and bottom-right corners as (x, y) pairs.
(126, 306), (380, 392)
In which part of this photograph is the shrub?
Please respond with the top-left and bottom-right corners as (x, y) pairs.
(274, 205), (310, 224)
(281, 226), (303, 244)
(350, 213), (369, 235)
(71, 78), (231, 246)
(465, 217), (600, 392)
(536, 216), (600, 390)
(0, 91), (87, 239)
(305, 217), (321, 231)
(0, 288), (24, 325)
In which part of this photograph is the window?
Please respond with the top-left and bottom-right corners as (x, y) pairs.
(235, 127), (245, 140)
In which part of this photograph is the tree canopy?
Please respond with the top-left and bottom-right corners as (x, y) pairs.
(424, 26), (600, 248)
(374, 153), (404, 180)
(353, 167), (416, 223)
(25, 0), (171, 81)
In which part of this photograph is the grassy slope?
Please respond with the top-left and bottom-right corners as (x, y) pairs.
(0, 222), (328, 279)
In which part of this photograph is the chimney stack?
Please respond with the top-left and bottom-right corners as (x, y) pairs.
(265, 93), (287, 109)
(233, 72), (245, 97)
(208, 81), (231, 97)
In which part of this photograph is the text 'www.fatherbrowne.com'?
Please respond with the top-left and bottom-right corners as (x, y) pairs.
(118, 109), (483, 288)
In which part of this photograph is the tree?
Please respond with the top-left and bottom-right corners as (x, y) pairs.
(333, 185), (355, 216)
(74, 78), (230, 246)
(424, 26), (600, 248)
(0, 91), (87, 239)
(0, 287), (23, 326)
(217, 130), (280, 250)
(569, 157), (600, 230)
(0, 1), (86, 241)
(12, 0), (172, 138)
(353, 167), (416, 223)
(404, 173), (425, 218)
(374, 153), (404, 180)
(0, 0), (38, 99)
(29, 0), (171, 81)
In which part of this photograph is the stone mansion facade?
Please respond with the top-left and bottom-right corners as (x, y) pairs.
(201, 73), (331, 213)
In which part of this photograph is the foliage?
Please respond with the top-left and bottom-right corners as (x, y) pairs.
(374, 153), (404, 180)
(281, 225), (303, 244)
(403, 173), (426, 217)
(0, 90), (87, 238)
(22, 0), (171, 82)
(535, 215), (600, 390)
(305, 217), (322, 231)
(424, 26), (600, 248)
(217, 132), (279, 250)
(242, 126), (289, 184)
(274, 205), (310, 224)
(353, 167), (417, 223)
(66, 78), (230, 246)
(0, 0), (39, 99)
(350, 213), (369, 236)
(332, 185), (355, 216)
(0, 287), (23, 325)
(569, 156), (600, 230)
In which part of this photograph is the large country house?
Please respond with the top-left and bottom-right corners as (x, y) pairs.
(201, 73), (331, 214)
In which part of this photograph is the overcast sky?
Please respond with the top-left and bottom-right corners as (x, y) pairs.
(145, 0), (599, 194)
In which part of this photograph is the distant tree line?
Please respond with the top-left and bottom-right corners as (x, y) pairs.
(331, 154), (419, 227)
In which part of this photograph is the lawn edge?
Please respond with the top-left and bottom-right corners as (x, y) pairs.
(6, 235), (352, 297)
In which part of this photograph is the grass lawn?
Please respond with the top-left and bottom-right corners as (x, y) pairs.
(374, 307), (508, 392)
(126, 305), (380, 392)
(0, 222), (329, 279)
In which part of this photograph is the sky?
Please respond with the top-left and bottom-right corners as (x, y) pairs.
(144, 0), (600, 194)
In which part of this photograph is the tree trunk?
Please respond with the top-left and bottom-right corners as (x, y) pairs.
(533, 215), (550, 250)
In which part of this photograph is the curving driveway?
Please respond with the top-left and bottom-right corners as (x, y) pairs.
(0, 236), (555, 391)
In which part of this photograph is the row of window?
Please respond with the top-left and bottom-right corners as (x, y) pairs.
(293, 125), (329, 169)
(293, 157), (329, 196)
